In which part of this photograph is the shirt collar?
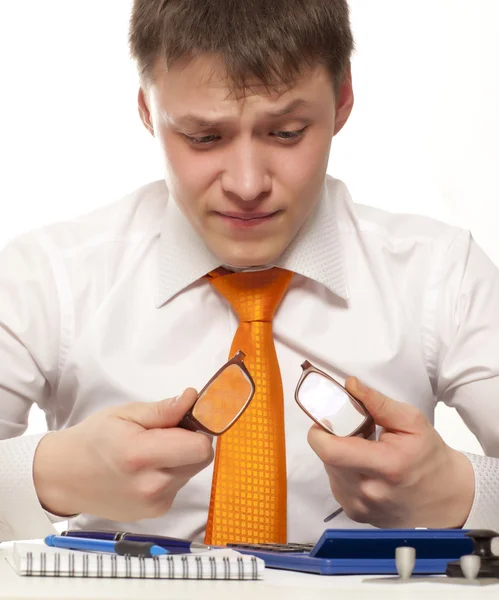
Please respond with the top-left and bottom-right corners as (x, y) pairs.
(157, 177), (349, 307)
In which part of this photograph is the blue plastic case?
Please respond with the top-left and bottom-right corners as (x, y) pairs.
(230, 529), (473, 575)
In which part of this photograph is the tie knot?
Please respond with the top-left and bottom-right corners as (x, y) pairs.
(207, 268), (293, 322)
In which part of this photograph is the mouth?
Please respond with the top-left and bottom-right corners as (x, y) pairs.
(215, 210), (282, 229)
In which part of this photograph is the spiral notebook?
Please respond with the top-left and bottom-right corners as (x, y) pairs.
(7, 543), (264, 580)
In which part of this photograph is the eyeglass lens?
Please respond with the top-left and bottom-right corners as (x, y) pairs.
(192, 364), (253, 434)
(298, 372), (367, 436)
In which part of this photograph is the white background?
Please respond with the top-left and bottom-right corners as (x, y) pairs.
(1, 1), (498, 455)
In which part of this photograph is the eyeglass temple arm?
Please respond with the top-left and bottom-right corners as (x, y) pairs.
(178, 413), (200, 432)
(324, 506), (344, 523)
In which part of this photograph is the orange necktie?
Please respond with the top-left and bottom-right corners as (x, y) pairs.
(204, 267), (294, 546)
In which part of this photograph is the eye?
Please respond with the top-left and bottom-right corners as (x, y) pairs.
(271, 127), (308, 141)
(184, 134), (221, 146)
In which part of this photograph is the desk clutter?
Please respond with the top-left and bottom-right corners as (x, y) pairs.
(445, 530), (499, 580)
(229, 528), (474, 575)
(5, 528), (499, 585)
(372, 530), (499, 587)
(7, 542), (264, 580)
(229, 528), (499, 582)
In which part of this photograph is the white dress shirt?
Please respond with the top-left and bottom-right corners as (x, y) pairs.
(1, 176), (499, 542)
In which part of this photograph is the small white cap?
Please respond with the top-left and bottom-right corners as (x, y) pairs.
(395, 546), (416, 580)
(460, 555), (481, 580)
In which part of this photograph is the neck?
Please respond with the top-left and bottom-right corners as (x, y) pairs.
(222, 264), (275, 272)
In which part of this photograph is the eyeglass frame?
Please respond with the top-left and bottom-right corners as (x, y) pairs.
(294, 360), (375, 439)
(178, 350), (256, 436)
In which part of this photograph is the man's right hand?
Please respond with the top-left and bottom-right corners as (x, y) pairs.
(33, 389), (214, 521)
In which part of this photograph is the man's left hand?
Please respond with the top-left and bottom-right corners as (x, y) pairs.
(307, 378), (475, 528)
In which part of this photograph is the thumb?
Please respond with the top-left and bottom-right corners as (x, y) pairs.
(117, 388), (199, 430)
(345, 377), (425, 433)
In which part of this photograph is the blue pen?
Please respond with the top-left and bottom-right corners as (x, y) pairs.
(62, 530), (214, 554)
(45, 535), (169, 557)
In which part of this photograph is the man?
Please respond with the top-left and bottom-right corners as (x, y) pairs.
(1, 0), (498, 544)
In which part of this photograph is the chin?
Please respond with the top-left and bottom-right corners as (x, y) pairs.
(210, 238), (285, 269)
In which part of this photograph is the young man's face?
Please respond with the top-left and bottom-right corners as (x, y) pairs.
(139, 54), (353, 267)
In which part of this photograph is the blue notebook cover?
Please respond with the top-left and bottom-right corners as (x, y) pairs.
(230, 529), (473, 575)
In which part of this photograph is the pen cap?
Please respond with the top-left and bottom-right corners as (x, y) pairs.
(45, 535), (57, 546)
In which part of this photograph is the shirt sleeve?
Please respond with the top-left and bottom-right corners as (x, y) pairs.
(0, 233), (63, 540)
(429, 229), (499, 529)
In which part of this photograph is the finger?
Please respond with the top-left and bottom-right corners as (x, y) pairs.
(325, 466), (366, 499)
(116, 388), (199, 430)
(346, 377), (427, 433)
(167, 461), (214, 481)
(124, 427), (214, 471)
(325, 468), (365, 508)
(308, 424), (383, 473)
(325, 464), (369, 485)
(328, 468), (388, 506)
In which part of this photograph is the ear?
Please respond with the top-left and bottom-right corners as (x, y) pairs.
(333, 64), (354, 136)
(138, 87), (155, 137)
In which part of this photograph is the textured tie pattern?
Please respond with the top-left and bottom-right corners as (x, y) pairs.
(204, 268), (294, 545)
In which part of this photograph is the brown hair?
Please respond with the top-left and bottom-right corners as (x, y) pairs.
(129, 0), (354, 95)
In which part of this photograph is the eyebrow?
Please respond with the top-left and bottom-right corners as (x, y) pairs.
(174, 98), (311, 129)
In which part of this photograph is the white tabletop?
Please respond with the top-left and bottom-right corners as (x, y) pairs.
(1, 547), (498, 600)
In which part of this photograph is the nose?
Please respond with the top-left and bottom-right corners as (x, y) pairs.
(221, 139), (272, 202)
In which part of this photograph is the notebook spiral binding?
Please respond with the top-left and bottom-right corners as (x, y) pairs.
(22, 549), (260, 580)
